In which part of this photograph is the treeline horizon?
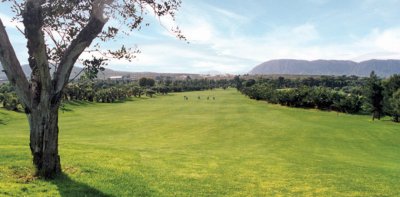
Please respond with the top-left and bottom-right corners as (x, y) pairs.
(0, 77), (234, 112)
(2, 73), (400, 123)
(236, 72), (400, 122)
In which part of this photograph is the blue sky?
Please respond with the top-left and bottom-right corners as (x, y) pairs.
(1, 0), (400, 74)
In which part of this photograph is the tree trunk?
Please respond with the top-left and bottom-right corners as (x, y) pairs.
(394, 115), (399, 123)
(372, 111), (380, 121)
(28, 103), (62, 178)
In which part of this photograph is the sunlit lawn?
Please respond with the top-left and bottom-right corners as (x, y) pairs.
(0, 89), (399, 196)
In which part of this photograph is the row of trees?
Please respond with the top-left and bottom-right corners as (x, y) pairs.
(63, 78), (234, 102)
(241, 84), (363, 113)
(0, 77), (235, 109)
(237, 73), (400, 122)
(0, 83), (23, 111)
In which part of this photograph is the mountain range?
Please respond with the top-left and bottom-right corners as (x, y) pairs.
(250, 59), (400, 77)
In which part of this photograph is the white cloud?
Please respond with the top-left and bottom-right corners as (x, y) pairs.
(180, 19), (214, 43)
(292, 24), (320, 42)
(374, 28), (400, 52)
(112, 15), (400, 74)
(208, 5), (248, 22)
(203, 23), (322, 64)
(181, 22), (400, 73)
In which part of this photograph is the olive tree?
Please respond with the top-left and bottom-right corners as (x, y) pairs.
(365, 71), (384, 120)
(390, 89), (400, 123)
(0, 0), (184, 178)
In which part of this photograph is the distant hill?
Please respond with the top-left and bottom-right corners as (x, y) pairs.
(249, 59), (400, 77)
(0, 64), (201, 81)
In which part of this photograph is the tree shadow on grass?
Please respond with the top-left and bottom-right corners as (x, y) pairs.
(60, 106), (74, 113)
(0, 112), (9, 125)
(51, 173), (114, 197)
(65, 100), (93, 106)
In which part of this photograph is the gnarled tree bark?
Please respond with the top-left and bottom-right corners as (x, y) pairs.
(28, 99), (62, 178)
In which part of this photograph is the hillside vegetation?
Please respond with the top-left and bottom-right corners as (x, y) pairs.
(0, 89), (399, 196)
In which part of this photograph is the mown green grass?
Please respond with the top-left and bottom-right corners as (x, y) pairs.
(0, 89), (399, 196)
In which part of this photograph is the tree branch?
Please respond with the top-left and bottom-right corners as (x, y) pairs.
(23, 0), (51, 92)
(0, 19), (32, 108)
(54, 0), (109, 93)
